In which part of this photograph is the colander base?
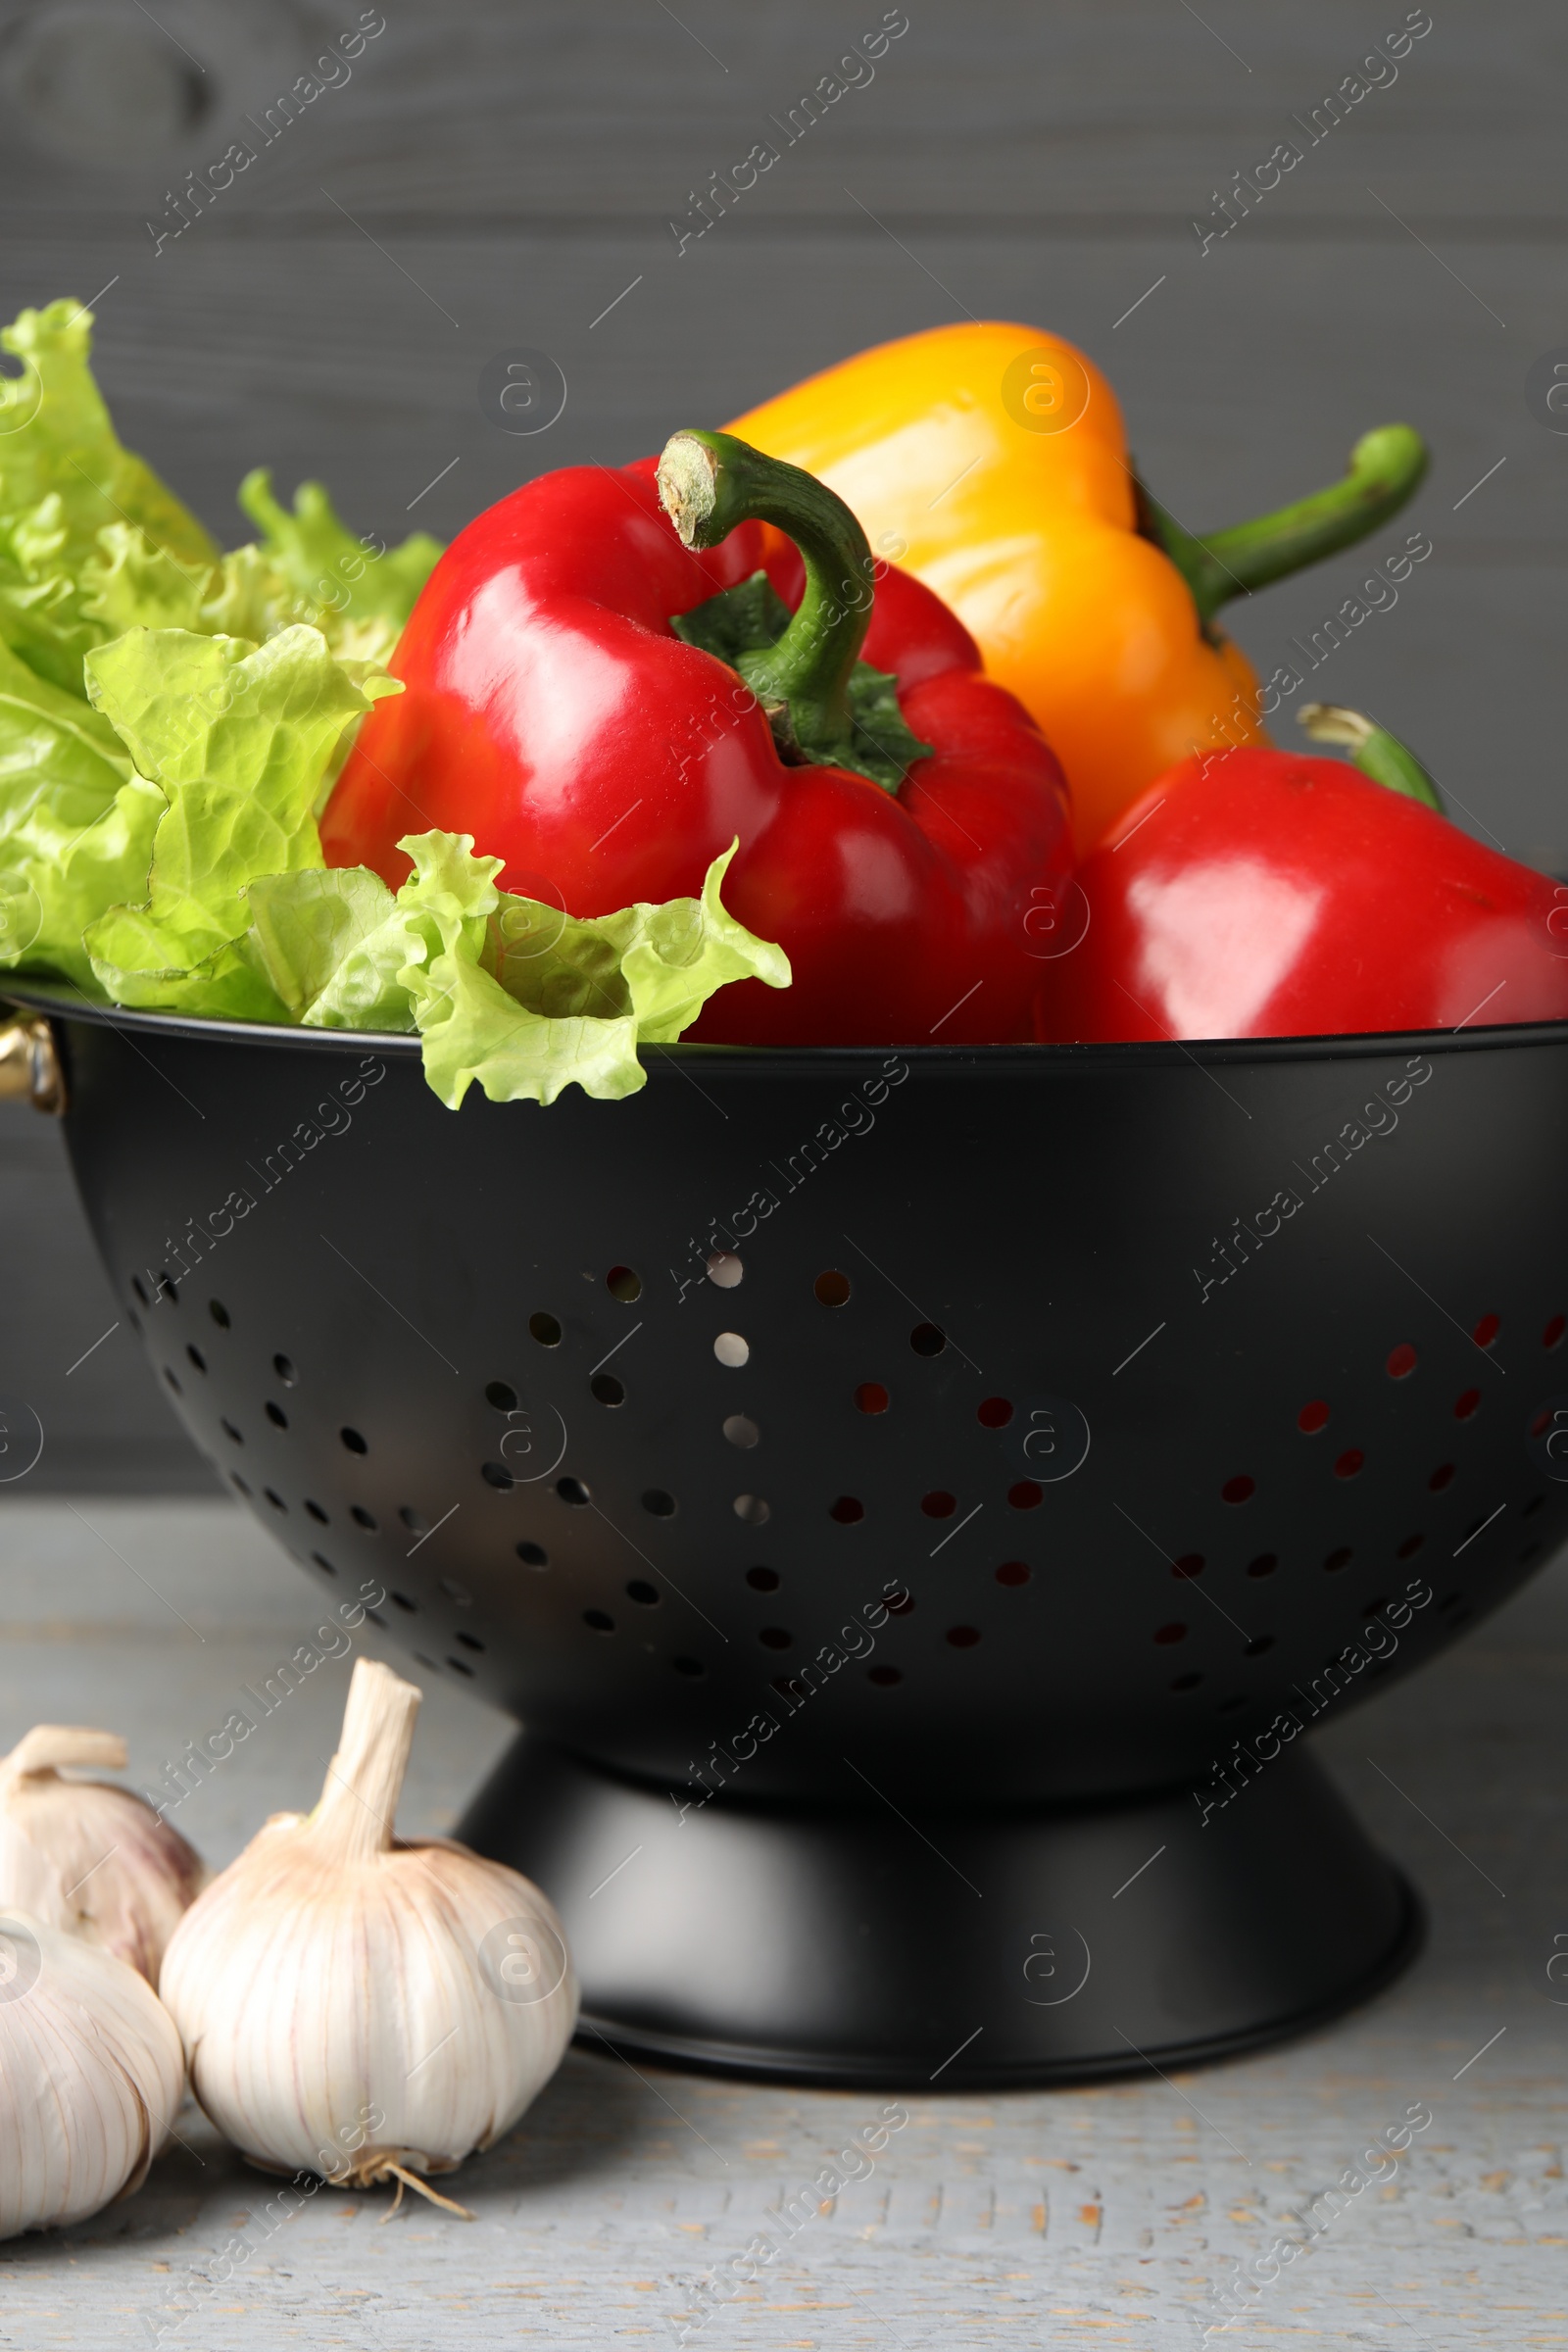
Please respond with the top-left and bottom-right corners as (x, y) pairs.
(461, 1735), (1424, 2087)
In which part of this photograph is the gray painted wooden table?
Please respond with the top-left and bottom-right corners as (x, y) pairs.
(0, 1496), (1560, 2349)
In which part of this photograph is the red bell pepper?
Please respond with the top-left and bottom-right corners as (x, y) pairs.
(1046, 706), (1568, 1041)
(321, 430), (1072, 1045)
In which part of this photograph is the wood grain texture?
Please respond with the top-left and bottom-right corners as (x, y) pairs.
(0, 1495), (1560, 2347)
(1, 0), (1566, 1483)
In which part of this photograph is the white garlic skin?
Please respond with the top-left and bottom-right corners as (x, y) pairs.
(0, 1909), (185, 2241)
(160, 1663), (577, 2184)
(161, 1828), (578, 2180)
(0, 1727), (205, 1987)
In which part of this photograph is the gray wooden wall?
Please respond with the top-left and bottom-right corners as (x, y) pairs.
(1, 0), (1564, 1487)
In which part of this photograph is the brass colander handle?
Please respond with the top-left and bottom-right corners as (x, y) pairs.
(0, 1015), (65, 1114)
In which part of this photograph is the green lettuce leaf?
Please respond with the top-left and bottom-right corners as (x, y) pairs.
(0, 633), (164, 993)
(236, 469), (443, 638)
(240, 866), (420, 1032)
(398, 832), (791, 1106)
(80, 623), (401, 1006)
(0, 300), (218, 696)
(229, 831), (789, 1105)
(0, 301), (443, 704)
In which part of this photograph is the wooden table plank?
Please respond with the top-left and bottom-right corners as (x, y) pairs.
(0, 1497), (1560, 2346)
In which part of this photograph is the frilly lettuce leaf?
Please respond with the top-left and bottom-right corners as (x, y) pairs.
(0, 300), (218, 696)
(234, 833), (792, 1106)
(240, 866), (420, 1032)
(0, 300), (442, 701)
(0, 301), (217, 571)
(80, 623), (401, 1008)
(401, 832), (791, 1106)
(0, 633), (164, 993)
(236, 469), (443, 644)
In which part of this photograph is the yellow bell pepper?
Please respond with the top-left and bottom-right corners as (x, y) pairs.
(728, 321), (1426, 851)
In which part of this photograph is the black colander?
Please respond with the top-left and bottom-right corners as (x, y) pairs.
(10, 981), (1566, 2086)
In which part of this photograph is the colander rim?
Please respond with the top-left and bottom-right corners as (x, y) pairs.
(8, 977), (1568, 1074)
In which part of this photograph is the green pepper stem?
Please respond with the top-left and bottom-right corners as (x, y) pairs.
(1139, 424), (1429, 627)
(657, 429), (874, 767)
(1298, 702), (1443, 812)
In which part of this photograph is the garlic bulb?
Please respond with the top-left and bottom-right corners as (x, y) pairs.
(0, 1725), (204, 1986)
(0, 1907), (185, 2240)
(161, 1659), (577, 2204)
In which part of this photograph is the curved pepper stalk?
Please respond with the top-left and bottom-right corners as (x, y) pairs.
(1297, 702), (1443, 812)
(657, 428), (930, 792)
(1139, 424), (1430, 628)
